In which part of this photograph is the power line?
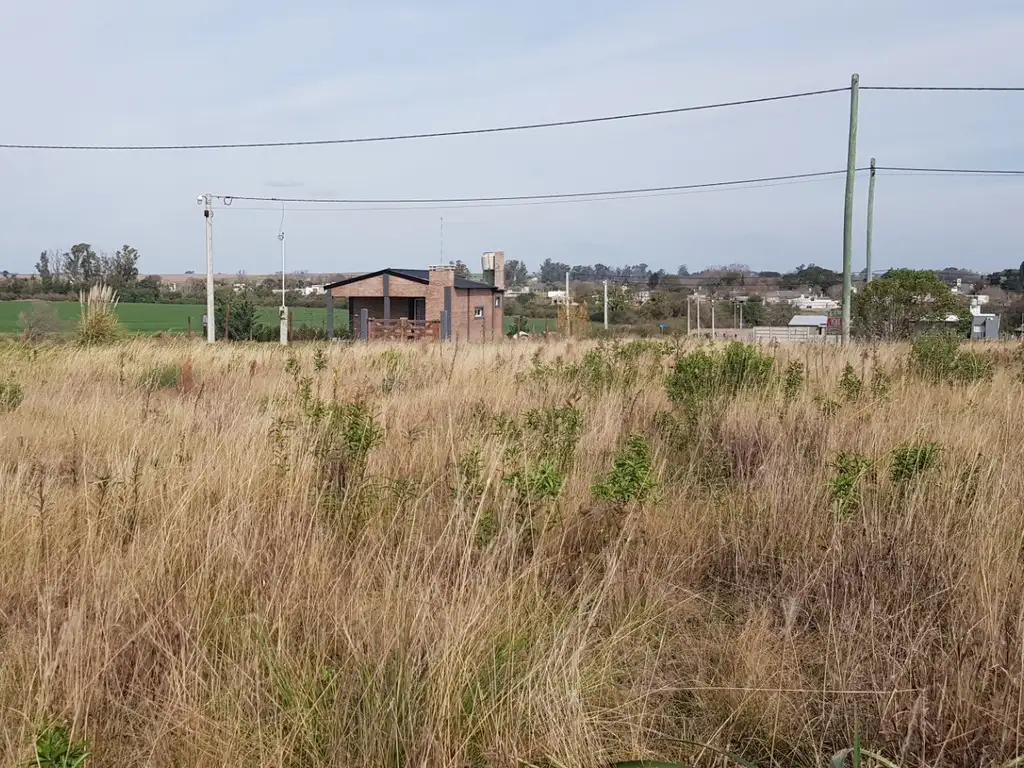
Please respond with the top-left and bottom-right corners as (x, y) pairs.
(214, 169), (850, 206)
(875, 165), (1024, 176)
(0, 88), (848, 151)
(220, 173), (844, 212)
(862, 86), (1024, 92)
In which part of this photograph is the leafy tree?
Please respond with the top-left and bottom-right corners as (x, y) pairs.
(452, 260), (470, 277)
(676, 264), (690, 277)
(62, 243), (99, 286)
(741, 297), (766, 326)
(214, 289), (258, 340)
(35, 251), (53, 291)
(781, 263), (842, 291)
(852, 269), (965, 341)
(108, 244), (140, 287)
(539, 258), (571, 285)
(503, 258), (529, 287)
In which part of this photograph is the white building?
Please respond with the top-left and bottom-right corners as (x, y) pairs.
(788, 315), (830, 334)
(789, 294), (839, 311)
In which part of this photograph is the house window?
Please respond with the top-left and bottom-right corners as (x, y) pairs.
(494, 294), (502, 308)
(474, 306), (484, 319)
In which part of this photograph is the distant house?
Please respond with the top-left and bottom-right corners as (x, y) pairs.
(789, 294), (839, 311)
(788, 315), (829, 335)
(324, 252), (506, 342)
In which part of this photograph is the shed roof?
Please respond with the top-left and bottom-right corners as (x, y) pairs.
(324, 267), (499, 292)
(788, 314), (829, 327)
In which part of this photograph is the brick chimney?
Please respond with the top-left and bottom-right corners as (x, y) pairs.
(482, 251), (506, 290)
(428, 264), (456, 287)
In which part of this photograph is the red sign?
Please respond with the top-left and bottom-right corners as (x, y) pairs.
(826, 317), (843, 330)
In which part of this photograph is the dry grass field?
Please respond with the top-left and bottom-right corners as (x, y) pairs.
(1, 337), (1023, 767)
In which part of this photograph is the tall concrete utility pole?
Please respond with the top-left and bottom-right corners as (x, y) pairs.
(279, 209), (288, 345)
(603, 280), (609, 330)
(841, 73), (860, 345)
(866, 157), (877, 285)
(200, 193), (215, 343)
(686, 296), (691, 335)
(710, 299), (716, 337)
(565, 272), (571, 337)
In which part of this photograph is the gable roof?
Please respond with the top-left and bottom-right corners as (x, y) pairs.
(324, 267), (499, 292)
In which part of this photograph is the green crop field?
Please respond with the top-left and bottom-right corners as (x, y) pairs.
(0, 300), (556, 336)
(0, 301), (338, 335)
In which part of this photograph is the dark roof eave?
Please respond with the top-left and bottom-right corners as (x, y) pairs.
(324, 267), (503, 292)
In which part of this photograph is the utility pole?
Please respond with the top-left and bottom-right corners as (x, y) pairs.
(199, 193), (215, 343)
(565, 272), (571, 337)
(695, 294), (701, 334)
(686, 296), (691, 335)
(866, 157), (877, 285)
(710, 299), (716, 337)
(841, 73), (860, 345)
(740, 301), (744, 329)
(279, 207), (288, 345)
(603, 279), (609, 330)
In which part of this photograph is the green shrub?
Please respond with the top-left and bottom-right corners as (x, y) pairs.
(0, 380), (24, 412)
(503, 458), (565, 505)
(28, 721), (91, 767)
(592, 435), (659, 505)
(910, 333), (993, 384)
(890, 441), (941, 484)
(782, 361), (805, 403)
(828, 452), (875, 518)
(137, 363), (182, 391)
(665, 342), (774, 409)
(838, 363), (864, 401)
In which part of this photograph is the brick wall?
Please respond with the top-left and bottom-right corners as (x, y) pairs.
(451, 287), (504, 342)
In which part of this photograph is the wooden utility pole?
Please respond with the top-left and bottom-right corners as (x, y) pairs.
(841, 73), (860, 345)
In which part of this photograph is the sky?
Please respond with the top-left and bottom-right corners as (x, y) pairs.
(1, 0), (1022, 278)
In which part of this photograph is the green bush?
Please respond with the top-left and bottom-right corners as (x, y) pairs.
(910, 334), (993, 384)
(0, 380), (24, 412)
(28, 721), (91, 767)
(666, 342), (774, 409)
(890, 442), (941, 484)
(828, 452), (875, 518)
(592, 435), (658, 505)
(137, 363), (182, 391)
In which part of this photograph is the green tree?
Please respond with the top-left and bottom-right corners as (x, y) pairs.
(452, 260), (470, 277)
(214, 289), (259, 340)
(538, 258), (570, 285)
(781, 263), (842, 292)
(503, 259), (529, 287)
(852, 269), (965, 341)
(108, 244), (140, 287)
(62, 243), (99, 286)
(35, 251), (53, 291)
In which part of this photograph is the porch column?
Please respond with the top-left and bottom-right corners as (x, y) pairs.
(326, 291), (334, 340)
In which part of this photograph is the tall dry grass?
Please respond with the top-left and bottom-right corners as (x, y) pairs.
(0, 338), (1022, 767)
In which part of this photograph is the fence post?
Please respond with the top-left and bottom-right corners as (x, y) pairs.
(360, 308), (369, 342)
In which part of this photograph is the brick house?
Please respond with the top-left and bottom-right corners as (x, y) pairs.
(324, 252), (506, 342)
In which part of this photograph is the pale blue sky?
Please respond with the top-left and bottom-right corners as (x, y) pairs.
(1, 0), (1022, 277)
